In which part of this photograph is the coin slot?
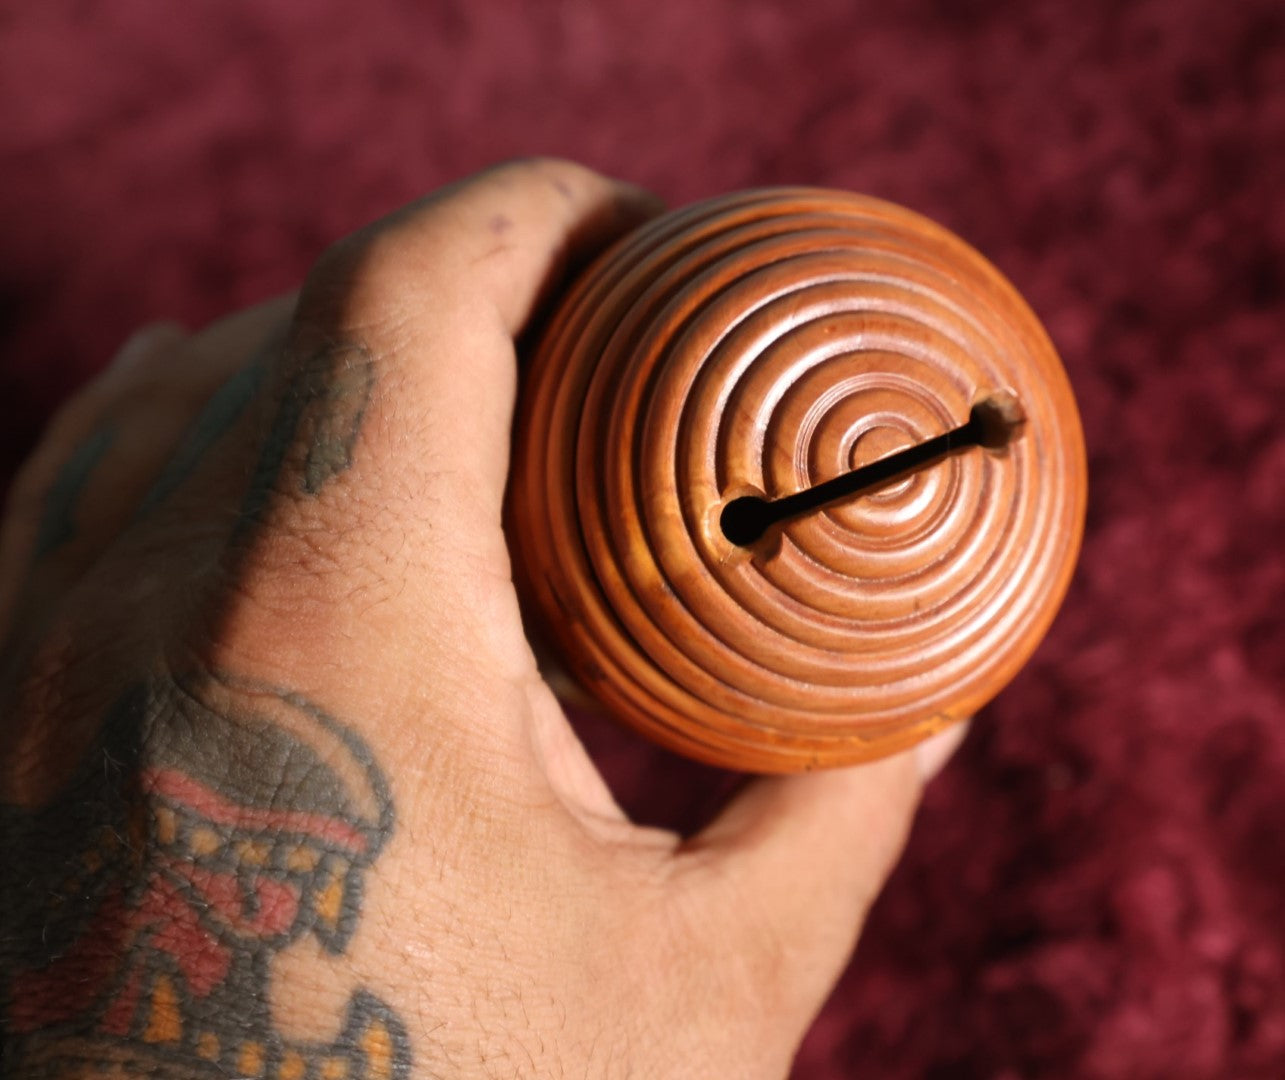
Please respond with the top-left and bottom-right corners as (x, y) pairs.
(719, 391), (1026, 547)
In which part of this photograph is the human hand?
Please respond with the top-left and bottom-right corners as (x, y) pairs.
(0, 159), (965, 1079)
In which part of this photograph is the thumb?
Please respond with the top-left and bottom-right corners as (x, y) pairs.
(676, 723), (968, 1030)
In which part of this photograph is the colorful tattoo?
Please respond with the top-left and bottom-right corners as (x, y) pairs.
(2, 673), (411, 1079)
(5, 327), (406, 1077)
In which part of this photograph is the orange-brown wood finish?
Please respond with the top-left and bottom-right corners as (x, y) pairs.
(509, 189), (1087, 772)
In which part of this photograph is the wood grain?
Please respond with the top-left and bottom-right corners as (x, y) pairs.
(509, 188), (1086, 772)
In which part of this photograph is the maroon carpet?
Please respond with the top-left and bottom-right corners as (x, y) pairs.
(3, 1), (1283, 1076)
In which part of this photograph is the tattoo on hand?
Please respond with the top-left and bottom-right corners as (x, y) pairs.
(8, 327), (400, 1076)
(297, 349), (375, 497)
(28, 328), (375, 578)
(141, 334), (374, 526)
(1, 673), (411, 1080)
(34, 427), (116, 558)
(240, 341), (375, 530)
(139, 357), (271, 515)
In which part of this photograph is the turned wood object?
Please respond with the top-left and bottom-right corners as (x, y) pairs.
(509, 188), (1086, 772)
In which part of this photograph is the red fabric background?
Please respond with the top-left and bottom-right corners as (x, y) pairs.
(2, 1), (1283, 1076)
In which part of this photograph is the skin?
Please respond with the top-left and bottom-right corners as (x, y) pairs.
(0, 159), (966, 1080)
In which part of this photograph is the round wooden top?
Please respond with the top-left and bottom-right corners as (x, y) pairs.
(509, 188), (1086, 772)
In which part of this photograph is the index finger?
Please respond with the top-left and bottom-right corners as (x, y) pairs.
(145, 160), (661, 742)
(289, 157), (662, 521)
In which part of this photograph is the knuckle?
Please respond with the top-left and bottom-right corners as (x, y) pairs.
(492, 154), (594, 185)
(294, 157), (612, 340)
(108, 320), (188, 375)
(299, 229), (412, 327)
(501, 156), (611, 208)
(298, 217), (446, 344)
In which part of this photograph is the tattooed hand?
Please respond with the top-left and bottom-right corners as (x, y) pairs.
(0, 160), (964, 1080)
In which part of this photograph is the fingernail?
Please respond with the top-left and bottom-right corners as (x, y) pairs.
(108, 321), (187, 375)
(915, 721), (970, 783)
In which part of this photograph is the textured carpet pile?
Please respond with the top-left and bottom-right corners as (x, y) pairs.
(2, 2), (1282, 1076)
